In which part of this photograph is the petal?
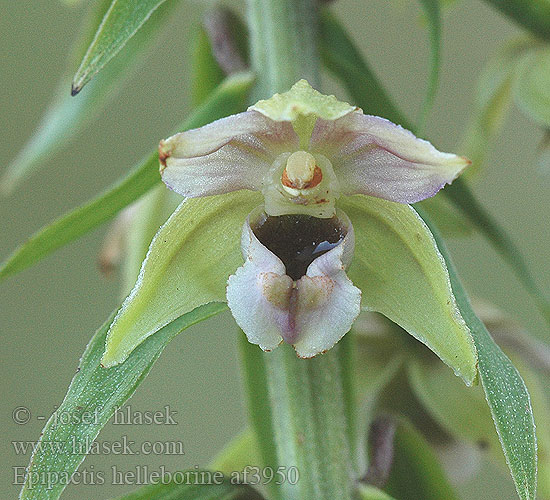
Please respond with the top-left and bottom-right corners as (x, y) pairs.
(292, 239), (362, 358)
(339, 194), (477, 384)
(160, 110), (298, 197)
(226, 213), (290, 351)
(227, 209), (361, 356)
(102, 190), (262, 367)
(310, 112), (470, 203)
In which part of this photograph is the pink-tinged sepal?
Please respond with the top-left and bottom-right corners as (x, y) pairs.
(310, 112), (470, 203)
(226, 208), (361, 356)
(160, 110), (298, 198)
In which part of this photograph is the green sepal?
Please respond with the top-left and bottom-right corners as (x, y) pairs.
(339, 195), (478, 385)
(102, 190), (262, 366)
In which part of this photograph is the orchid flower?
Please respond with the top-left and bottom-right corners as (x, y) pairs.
(102, 80), (477, 385)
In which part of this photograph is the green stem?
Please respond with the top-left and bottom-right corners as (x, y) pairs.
(247, 0), (320, 98)
(242, 1), (357, 499)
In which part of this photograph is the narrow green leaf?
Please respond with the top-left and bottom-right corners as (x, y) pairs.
(1, 0), (172, 195)
(443, 177), (550, 326)
(191, 26), (226, 107)
(508, 355), (550, 499)
(320, 11), (550, 325)
(72, 0), (171, 94)
(2, 151), (159, 281)
(384, 418), (460, 500)
(102, 190), (262, 366)
(481, 0), (550, 42)
(112, 473), (264, 500)
(0, 72), (254, 283)
(318, 10), (411, 128)
(417, 207), (537, 500)
(339, 195), (478, 384)
(514, 46), (550, 128)
(358, 484), (398, 500)
(417, 0), (441, 131)
(18, 302), (226, 500)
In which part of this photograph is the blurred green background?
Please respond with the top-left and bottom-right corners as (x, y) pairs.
(1, 0), (548, 498)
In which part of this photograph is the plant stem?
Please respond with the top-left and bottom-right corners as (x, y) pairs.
(242, 1), (356, 499)
(247, 0), (320, 98)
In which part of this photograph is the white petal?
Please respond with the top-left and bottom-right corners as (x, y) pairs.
(160, 110), (298, 197)
(292, 227), (362, 358)
(227, 208), (361, 356)
(310, 112), (470, 203)
(226, 210), (288, 351)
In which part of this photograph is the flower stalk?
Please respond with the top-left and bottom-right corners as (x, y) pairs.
(242, 0), (357, 498)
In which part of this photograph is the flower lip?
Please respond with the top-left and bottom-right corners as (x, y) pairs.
(251, 211), (346, 281)
(227, 206), (361, 356)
